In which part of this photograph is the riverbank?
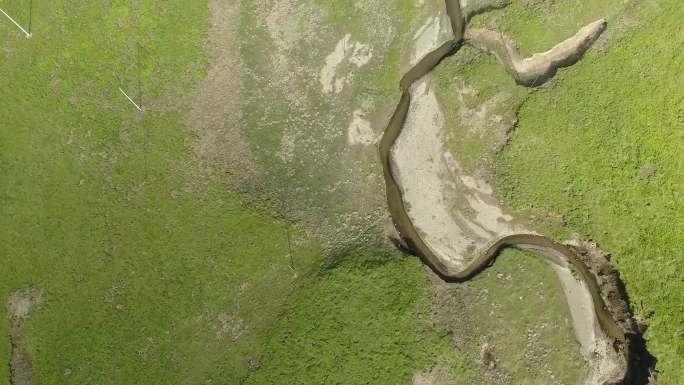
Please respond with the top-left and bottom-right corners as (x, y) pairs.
(379, 0), (653, 383)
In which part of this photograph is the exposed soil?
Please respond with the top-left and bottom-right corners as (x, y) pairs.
(346, 109), (376, 146)
(409, 12), (453, 67)
(187, 0), (260, 187)
(6, 288), (43, 385)
(392, 73), (470, 269)
(320, 34), (373, 95)
(412, 368), (458, 385)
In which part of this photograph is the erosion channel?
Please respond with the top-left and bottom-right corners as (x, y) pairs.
(379, 1), (655, 384)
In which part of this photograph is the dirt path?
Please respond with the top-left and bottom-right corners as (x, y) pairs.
(187, 0), (259, 185)
(380, 1), (653, 384)
(6, 288), (42, 385)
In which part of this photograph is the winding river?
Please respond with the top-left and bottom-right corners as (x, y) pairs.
(379, 1), (653, 384)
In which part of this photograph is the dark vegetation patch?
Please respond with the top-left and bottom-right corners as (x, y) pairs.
(242, 251), (469, 385)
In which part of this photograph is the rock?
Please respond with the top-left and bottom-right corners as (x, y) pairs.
(638, 163), (659, 181)
(480, 343), (497, 370)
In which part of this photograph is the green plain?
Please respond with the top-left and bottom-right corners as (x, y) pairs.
(495, 1), (684, 382)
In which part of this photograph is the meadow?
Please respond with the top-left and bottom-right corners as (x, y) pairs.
(0, 1), (325, 383)
(0, 1), (461, 384)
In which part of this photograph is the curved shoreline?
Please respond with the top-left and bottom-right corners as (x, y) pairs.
(379, 1), (652, 384)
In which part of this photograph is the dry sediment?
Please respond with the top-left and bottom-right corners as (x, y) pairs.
(6, 288), (42, 385)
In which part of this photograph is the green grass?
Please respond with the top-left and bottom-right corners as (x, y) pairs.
(0, 1), (326, 384)
(0, 2), (478, 384)
(435, 0), (631, 176)
(495, 1), (684, 382)
(434, 0), (682, 382)
(5, 0), (679, 384)
(242, 249), (589, 385)
(243, 250), (470, 385)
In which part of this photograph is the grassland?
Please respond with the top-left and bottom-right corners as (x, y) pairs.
(0, 1), (483, 384)
(243, 250), (470, 385)
(490, 1), (683, 382)
(0, 1), (328, 383)
(460, 249), (587, 385)
(233, 2), (480, 383)
(3, 0), (680, 384)
(234, 0), (597, 383)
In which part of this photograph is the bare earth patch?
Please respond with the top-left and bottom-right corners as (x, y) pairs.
(412, 368), (456, 385)
(320, 34), (373, 95)
(346, 109), (376, 146)
(6, 288), (43, 385)
(187, 0), (260, 186)
(410, 13), (453, 66)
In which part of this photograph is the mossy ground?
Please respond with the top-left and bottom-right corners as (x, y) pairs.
(0, 1), (325, 383)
